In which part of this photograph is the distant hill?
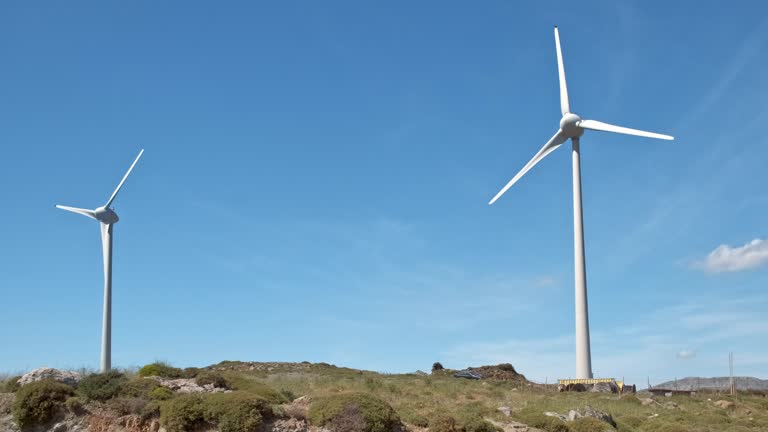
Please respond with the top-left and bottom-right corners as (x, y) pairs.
(652, 376), (768, 391)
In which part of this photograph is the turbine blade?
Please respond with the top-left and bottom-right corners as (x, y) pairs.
(578, 119), (674, 141)
(56, 205), (97, 220)
(489, 130), (567, 205)
(554, 26), (570, 115)
(105, 149), (144, 208)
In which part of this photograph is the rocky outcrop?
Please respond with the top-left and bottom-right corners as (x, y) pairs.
(18, 368), (82, 387)
(148, 377), (229, 394)
(589, 382), (618, 393)
(266, 418), (308, 432)
(544, 406), (616, 428)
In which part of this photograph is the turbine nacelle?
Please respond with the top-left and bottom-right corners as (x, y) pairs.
(94, 206), (119, 224)
(560, 113), (584, 138)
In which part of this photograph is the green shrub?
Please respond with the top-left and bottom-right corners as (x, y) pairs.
(280, 388), (297, 401)
(107, 396), (149, 416)
(196, 371), (229, 389)
(149, 386), (175, 401)
(141, 401), (161, 420)
(65, 396), (83, 414)
(120, 377), (161, 398)
(161, 394), (208, 432)
(513, 410), (570, 432)
(308, 392), (401, 432)
(403, 413), (429, 428)
(432, 362), (444, 372)
(328, 404), (368, 432)
(496, 363), (516, 372)
(183, 367), (202, 378)
(221, 374), (287, 404)
(2, 376), (21, 393)
(12, 380), (74, 427)
(137, 362), (184, 378)
(570, 417), (614, 432)
(463, 418), (502, 432)
(161, 392), (272, 432)
(77, 370), (126, 401)
(429, 415), (459, 432)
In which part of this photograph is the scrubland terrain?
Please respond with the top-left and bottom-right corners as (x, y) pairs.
(1, 361), (767, 432)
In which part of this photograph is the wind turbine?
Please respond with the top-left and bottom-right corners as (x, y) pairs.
(489, 27), (673, 379)
(56, 149), (144, 372)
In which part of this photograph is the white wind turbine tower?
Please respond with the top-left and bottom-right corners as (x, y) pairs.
(56, 149), (144, 372)
(489, 27), (673, 379)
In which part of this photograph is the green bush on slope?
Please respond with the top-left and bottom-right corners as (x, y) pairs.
(137, 362), (184, 378)
(308, 392), (401, 432)
(12, 380), (74, 427)
(77, 370), (126, 401)
(160, 392), (272, 432)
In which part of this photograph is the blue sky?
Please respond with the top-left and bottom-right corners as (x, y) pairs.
(1, 1), (767, 388)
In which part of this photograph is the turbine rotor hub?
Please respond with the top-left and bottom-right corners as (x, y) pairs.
(560, 112), (584, 138)
(94, 207), (119, 224)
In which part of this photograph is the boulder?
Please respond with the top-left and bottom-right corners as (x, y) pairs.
(589, 382), (618, 393)
(18, 368), (82, 387)
(714, 400), (735, 409)
(453, 370), (482, 380)
(497, 406), (511, 417)
(545, 406), (615, 428)
(544, 412), (567, 422)
(581, 406), (616, 428)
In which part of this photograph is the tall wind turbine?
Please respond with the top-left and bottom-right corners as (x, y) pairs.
(56, 149), (144, 372)
(489, 27), (673, 379)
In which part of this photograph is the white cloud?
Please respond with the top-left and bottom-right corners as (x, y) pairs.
(696, 238), (768, 273)
(677, 350), (696, 359)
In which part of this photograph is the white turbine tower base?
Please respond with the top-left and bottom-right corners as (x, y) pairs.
(489, 27), (673, 379)
(56, 149), (144, 372)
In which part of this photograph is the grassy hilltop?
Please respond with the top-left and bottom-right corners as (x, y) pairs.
(1, 361), (767, 432)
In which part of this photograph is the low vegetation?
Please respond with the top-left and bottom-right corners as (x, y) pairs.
(4, 361), (768, 432)
(12, 379), (74, 427)
(2, 376), (21, 393)
(195, 371), (229, 389)
(160, 392), (272, 432)
(77, 370), (127, 401)
(137, 362), (184, 378)
(308, 392), (401, 432)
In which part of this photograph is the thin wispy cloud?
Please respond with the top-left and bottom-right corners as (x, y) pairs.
(694, 238), (768, 273)
(534, 275), (556, 287)
(677, 350), (696, 359)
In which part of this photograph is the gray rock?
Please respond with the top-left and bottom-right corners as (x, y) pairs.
(589, 381), (618, 393)
(453, 370), (482, 380)
(18, 368), (82, 387)
(567, 410), (582, 421)
(150, 376), (230, 393)
(497, 406), (511, 417)
(544, 406), (615, 428)
(581, 406), (616, 428)
(544, 412), (567, 422)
